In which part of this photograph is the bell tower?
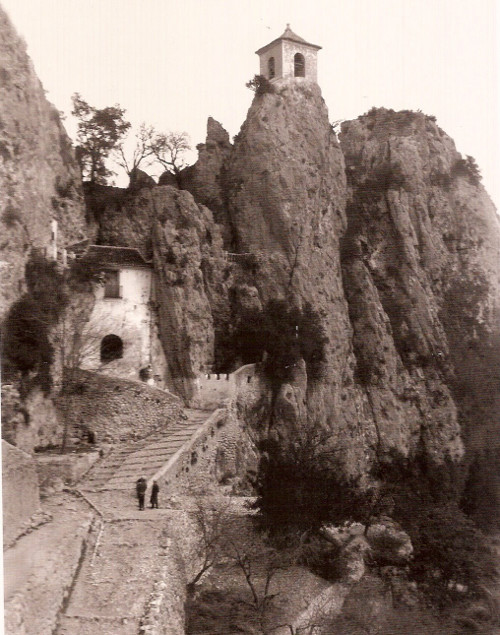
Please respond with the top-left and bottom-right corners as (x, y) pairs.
(255, 25), (322, 84)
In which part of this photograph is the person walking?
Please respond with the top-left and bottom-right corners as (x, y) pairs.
(150, 480), (159, 509)
(136, 477), (147, 511)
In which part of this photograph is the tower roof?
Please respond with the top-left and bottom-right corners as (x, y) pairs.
(255, 24), (322, 55)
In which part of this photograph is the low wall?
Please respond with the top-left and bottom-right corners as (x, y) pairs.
(151, 409), (230, 495)
(36, 451), (100, 494)
(56, 370), (182, 443)
(190, 373), (236, 410)
(2, 441), (41, 547)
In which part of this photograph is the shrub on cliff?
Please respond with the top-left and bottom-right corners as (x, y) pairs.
(451, 155), (482, 186)
(373, 455), (496, 607)
(2, 252), (72, 394)
(246, 74), (275, 96)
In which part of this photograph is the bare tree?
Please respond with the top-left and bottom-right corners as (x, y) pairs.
(188, 498), (233, 594)
(224, 527), (303, 635)
(149, 130), (191, 186)
(115, 123), (156, 177)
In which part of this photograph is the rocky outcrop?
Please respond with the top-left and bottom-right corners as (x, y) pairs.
(223, 80), (374, 474)
(0, 6), (88, 317)
(339, 108), (500, 464)
(180, 117), (232, 230)
(218, 90), (500, 479)
(152, 187), (229, 398)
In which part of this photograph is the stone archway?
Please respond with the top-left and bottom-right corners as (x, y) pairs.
(100, 334), (123, 363)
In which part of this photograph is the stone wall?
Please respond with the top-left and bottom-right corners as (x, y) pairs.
(2, 441), (40, 547)
(36, 451), (100, 495)
(57, 370), (182, 443)
(154, 365), (261, 496)
(190, 373), (236, 410)
(281, 40), (319, 82)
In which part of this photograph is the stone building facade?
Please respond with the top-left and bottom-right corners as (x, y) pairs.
(74, 245), (168, 387)
(256, 24), (321, 83)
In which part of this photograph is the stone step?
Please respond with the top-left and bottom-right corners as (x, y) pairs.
(79, 408), (212, 491)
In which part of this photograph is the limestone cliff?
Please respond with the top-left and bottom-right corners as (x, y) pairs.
(90, 85), (499, 485)
(339, 108), (500, 464)
(0, 7), (88, 316)
(223, 80), (375, 474)
(220, 87), (500, 478)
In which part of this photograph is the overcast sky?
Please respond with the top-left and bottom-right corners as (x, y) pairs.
(2, 0), (499, 208)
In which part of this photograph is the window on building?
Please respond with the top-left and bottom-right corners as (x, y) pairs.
(294, 53), (305, 77)
(268, 56), (275, 79)
(104, 271), (121, 298)
(100, 334), (123, 363)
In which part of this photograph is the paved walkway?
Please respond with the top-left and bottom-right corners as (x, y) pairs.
(52, 407), (215, 634)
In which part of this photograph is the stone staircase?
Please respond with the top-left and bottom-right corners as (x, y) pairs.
(80, 408), (210, 492)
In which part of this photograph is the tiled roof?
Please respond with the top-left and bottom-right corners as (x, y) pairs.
(279, 24), (307, 44)
(75, 245), (151, 268)
(255, 24), (321, 55)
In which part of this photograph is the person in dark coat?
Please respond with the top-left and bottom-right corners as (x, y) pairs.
(150, 480), (159, 509)
(136, 477), (147, 510)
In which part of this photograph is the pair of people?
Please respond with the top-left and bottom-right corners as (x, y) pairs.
(135, 478), (159, 510)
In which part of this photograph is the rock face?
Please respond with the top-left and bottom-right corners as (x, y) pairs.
(181, 117), (232, 220)
(93, 85), (499, 482)
(219, 89), (500, 477)
(0, 7), (88, 317)
(223, 81), (376, 474)
(339, 109), (500, 464)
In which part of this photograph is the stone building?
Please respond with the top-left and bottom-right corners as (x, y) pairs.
(73, 245), (168, 387)
(255, 24), (322, 83)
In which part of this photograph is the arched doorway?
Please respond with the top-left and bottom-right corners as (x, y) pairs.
(294, 53), (305, 77)
(268, 56), (275, 79)
(100, 334), (123, 363)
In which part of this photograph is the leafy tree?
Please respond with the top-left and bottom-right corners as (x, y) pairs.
(71, 93), (131, 184)
(2, 252), (68, 394)
(149, 130), (191, 186)
(254, 421), (369, 533)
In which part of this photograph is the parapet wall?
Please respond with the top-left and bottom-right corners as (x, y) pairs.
(190, 363), (258, 410)
(2, 440), (41, 547)
(57, 370), (182, 444)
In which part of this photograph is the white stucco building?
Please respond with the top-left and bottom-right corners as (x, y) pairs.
(73, 245), (168, 386)
(255, 24), (322, 84)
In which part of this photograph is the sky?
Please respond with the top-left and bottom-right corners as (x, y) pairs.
(2, 0), (499, 208)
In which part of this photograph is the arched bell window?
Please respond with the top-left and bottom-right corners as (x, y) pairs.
(268, 56), (275, 79)
(294, 52), (305, 77)
(100, 334), (123, 363)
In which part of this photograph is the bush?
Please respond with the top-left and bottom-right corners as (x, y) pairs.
(254, 426), (371, 533)
(451, 155), (482, 185)
(2, 252), (69, 394)
(409, 503), (496, 606)
(245, 74), (275, 96)
(373, 455), (496, 607)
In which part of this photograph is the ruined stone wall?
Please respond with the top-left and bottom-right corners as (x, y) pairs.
(57, 370), (182, 443)
(2, 441), (40, 546)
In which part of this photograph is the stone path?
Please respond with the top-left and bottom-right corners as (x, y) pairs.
(51, 407), (215, 634)
(81, 408), (210, 491)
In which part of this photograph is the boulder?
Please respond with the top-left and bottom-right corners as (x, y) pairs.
(366, 517), (413, 565)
